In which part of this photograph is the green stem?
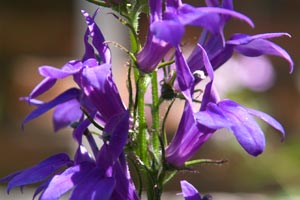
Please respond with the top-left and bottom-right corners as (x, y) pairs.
(151, 71), (160, 161)
(128, 62), (134, 114)
(137, 73), (150, 166)
(185, 159), (227, 167)
(162, 170), (177, 185)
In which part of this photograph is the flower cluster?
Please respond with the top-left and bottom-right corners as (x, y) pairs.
(1, 0), (293, 200)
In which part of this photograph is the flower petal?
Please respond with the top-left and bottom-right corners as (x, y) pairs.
(22, 88), (81, 128)
(97, 111), (129, 168)
(151, 20), (185, 46)
(165, 103), (213, 166)
(81, 9), (111, 64)
(218, 100), (266, 156)
(28, 77), (57, 99)
(246, 108), (285, 141)
(81, 65), (125, 122)
(53, 99), (82, 131)
(74, 145), (95, 164)
(1, 153), (72, 193)
(180, 180), (202, 200)
(40, 162), (95, 200)
(178, 4), (254, 28)
(73, 118), (91, 145)
(228, 33), (293, 73)
(69, 168), (115, 200)
(110, 163), (139, 200)
(195, 103), (232, 129)
(39, 61), (82, 79)
(175, 47), (194, 107)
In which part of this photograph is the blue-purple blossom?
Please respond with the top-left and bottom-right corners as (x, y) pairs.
(188, 32), (294, 77)
(151, 0), (254, 46)
(195, 99), (285, 156)
(180, 180), (202, 200)
(165, 35), (287, 166)
(21, 10), (125, 133)
(1, 111), (138, 200)
(0, 153), (73, 194)
(165, 102), (213, 166)
(81, 63), (126, 122)
(136, 0), (172, 73)
(0, 1), (294, 199)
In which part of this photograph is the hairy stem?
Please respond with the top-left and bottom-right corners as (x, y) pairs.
(151, 70), (160, 161)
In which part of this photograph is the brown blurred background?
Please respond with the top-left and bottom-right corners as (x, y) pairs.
(0, 0), (300, 199)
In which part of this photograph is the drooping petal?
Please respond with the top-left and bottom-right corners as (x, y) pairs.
(227, 32), (291, 45)
(53, 99), (82, 131)
(177, 4), (254, 29)
(218, 100), (266, 156)
(28, 77), (57, 99)
(33, 180), (50, 199)
(39, 61), (82, 79)
(22, 88), (81, 128)
(19, 97), (44, 106)
(0, 153), (72, 193)
(40, 162), (95, 200)
(195, 103), (232, 129)
(180, 180), (202, 200)
(227, 33), (293, 73)
(246, 107), (285, 140)
(0, 171), (22, 185)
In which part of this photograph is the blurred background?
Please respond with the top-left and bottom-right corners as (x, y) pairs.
(0, 0), (299, 199)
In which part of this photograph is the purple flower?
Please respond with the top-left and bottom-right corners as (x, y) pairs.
(21, 10), (125, 132)
(151, 0), (254, 46)
(166, 39), (286, 165)
(1, 111), (138, 200)
(21, 88), (82, 129)
(174, 47), (195, 107)
(136, 0), (172, 73)
(188, 32), (294, 77)
(180, 180), (202, 200)
(195, 99), (285, 156)
(165, 102), (214, 167)
(81, 63), (126, 123)
(42, 111), (138, 200)
(0, 153), (73, 194)
(165, 44), (216, 167)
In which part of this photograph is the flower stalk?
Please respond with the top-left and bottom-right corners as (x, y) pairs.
(136, 72), (150, 167)
(151, 70), (160, 161)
